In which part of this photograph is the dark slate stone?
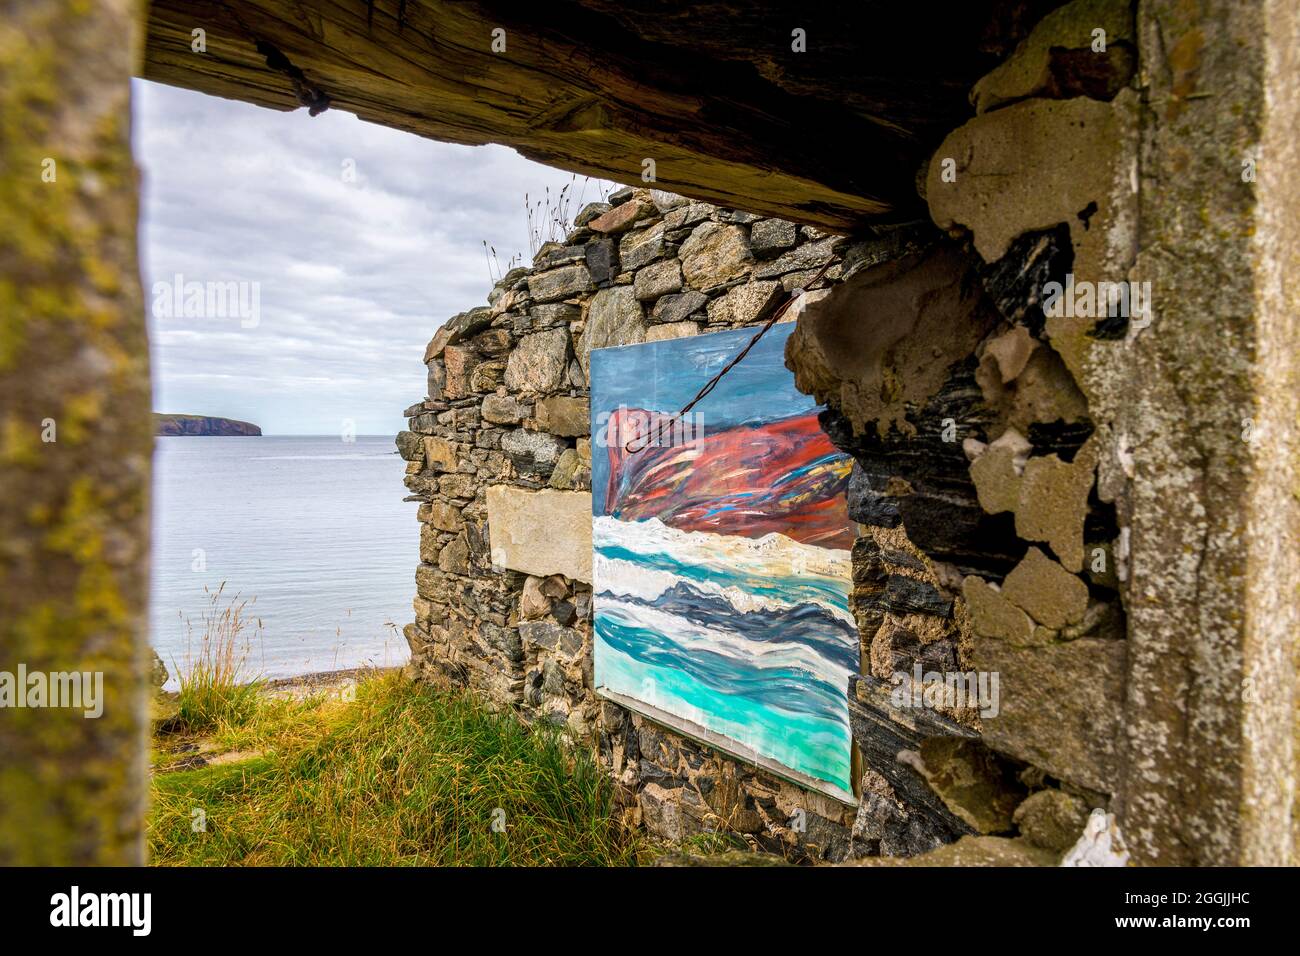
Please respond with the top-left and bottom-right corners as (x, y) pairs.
(978, 224), (1072, 338)
(464, 518), (492, 572)
(518, 620), (562, 651)
(517, 619), (583, 658)
(803, 812), (856, 864)
(480, 623), (523, 663)
(650, 290), (708, 324)
(585, 237), (620, 287)
(551, 599), (577, 627)
(637, 760), (681, 788)
(881, 548), (925, 572)
(883, 574), (953, 618)
(541, 659), (565, 696)
(575, 201), (611, 226)
(846, 466), (904, 528)
(823, 359), (1027, 579)
(846, 674), (978, 853)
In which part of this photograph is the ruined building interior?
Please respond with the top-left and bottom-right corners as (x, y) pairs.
(1, 0), (1296, 869)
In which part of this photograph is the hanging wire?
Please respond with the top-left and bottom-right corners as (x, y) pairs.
(623, 258), (836, 454)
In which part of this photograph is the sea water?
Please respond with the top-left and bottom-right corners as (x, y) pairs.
(149, 435), (416, 687)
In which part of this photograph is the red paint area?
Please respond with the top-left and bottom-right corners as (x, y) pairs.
(601, 407), (855, 549)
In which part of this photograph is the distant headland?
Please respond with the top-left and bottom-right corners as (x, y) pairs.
(154, 413), (262, 436)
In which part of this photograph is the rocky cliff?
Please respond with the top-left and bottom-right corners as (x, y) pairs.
(153, 413), (262, 436)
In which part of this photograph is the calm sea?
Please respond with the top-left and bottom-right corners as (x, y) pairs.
(149, 435), (416, 688)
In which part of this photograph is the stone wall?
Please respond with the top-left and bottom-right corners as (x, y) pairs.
(397, 187), (902, 859)
(397, 0), (1299, 866)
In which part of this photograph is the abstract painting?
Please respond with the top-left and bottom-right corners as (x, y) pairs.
(589, 322), (858, 802)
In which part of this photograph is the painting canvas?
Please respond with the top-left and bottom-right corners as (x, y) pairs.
(590, 322), (858, 802)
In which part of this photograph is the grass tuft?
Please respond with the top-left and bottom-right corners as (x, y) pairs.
(172, 583), (264, 731)
(149, 673), (641, 866)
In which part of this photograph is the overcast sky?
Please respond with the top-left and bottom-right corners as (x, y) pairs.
(132, 79), (613, 435)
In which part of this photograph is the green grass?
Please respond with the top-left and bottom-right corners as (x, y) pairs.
(172, 584), (264, 731)
(149, 673), (642, 866)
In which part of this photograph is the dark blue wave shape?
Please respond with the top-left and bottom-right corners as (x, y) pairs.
(605, 581), (858, 672)
(594, 613), (849, 726)
(595, 543), (850, 610)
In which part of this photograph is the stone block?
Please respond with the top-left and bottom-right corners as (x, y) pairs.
(589, 198), (652, 234)
(504, 328), (570, 394)
(423, 499), (463, 532)
(632, 258), (683, 301)
(752, 236), (841, 279)
(750, 218), (798, 256)
(713, 279), (781, 325)
(422, 435), (460, 473)
(679, 222), (753, 290)
(579, 285), (645, 377)
(527, 263), (595, 303)
(481, 393), (529, 425)
(972, 632), (1125, 794)
(574, 201), (610, 226)
(500, 428), (567, 478)
(486, 484), (593, 582)
(620, 222), (667, 271)
(443, 344), (481, 399)
(650, 290), (708, 324)
(584, 237), (619, 286)
(534, 395), (589, 437)
(395, 430), (423, 461)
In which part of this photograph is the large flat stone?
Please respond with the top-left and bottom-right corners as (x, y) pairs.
(620, 222), (668, 271)
(650, 290), (708, 324)
(972, 632), (1125, 794)
(633, 259), (683, 301)
(486, 485), (592, 582)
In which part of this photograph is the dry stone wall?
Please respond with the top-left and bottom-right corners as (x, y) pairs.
(398, 186), (895, 859)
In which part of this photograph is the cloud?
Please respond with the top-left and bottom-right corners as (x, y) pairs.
(132, 79), (615, 435)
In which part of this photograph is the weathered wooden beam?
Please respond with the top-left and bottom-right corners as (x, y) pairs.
(139, 0), (1060, 231)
